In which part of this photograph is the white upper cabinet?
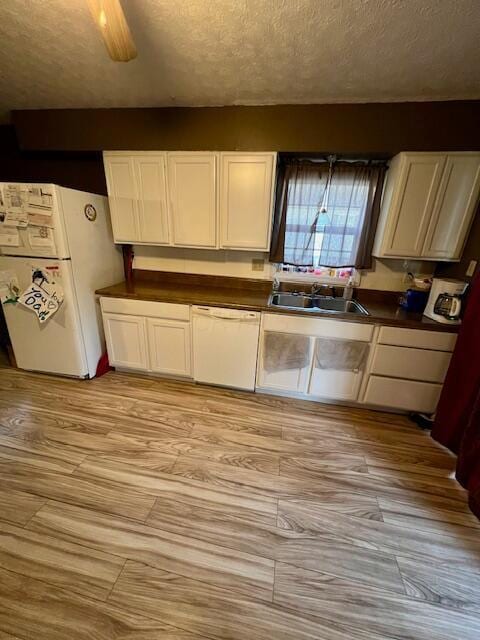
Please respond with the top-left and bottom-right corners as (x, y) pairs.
(104, 150), (277, 251)
(133, 154), (169, 244)
(373, 152), (480, 261)
(219, 153), (276, 250)
(167, 152), (218, 248)
(104, 154), (139, 242)
(423, 154), (480, 260)
(104, 152), (169, 244)
(373, 153), (446, 258)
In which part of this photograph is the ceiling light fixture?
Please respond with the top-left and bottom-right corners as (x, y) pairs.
(87, 0), (137, 62)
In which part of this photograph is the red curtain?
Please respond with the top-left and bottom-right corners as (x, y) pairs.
(432, 272), (480, 518)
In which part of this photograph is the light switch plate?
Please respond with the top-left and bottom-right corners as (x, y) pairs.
(466, 260), (477, 277)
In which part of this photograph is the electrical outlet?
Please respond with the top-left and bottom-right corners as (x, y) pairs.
(251, 258), (265, 272)
(466, 260), (477, 277)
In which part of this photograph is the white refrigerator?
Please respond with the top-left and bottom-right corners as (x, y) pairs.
(0, 183), (123, 378)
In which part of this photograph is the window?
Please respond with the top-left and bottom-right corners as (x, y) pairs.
(276, 264), (355, 282)
(270, 158), (387, 273)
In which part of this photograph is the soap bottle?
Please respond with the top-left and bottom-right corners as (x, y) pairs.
(343, 276), (354, 301)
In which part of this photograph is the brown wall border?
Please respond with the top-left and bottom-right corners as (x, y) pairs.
(12, 101), (480, 153)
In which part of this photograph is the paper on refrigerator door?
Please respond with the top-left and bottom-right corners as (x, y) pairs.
(28, 226), (55, 250)
(32, 268), (64, 305)
(24, 186), (53, 216)
(18, 268), (64, 323)
(0, 184), (53, 224)
(0, 269), (20, 304)
(27, 212), (55, 228)
(2, 184), (26, 213)
(3, 210), (29, 228)
(0, 226), (20, 246)
(18, 283), (59, 323)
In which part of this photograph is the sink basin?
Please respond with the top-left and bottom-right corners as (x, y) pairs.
(269, 293), (314, 308)
(311, 297), (369, 314)
(269, 293), (369, 315)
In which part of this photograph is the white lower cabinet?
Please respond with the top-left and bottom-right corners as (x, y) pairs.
(257, 314), (372, 401)
(147, 318), (191, 377)
(102, 298), (456, 415)
(103, 313), (148, 370)
(257, 314), (455, 413)
(101, 298), (191, 376)
(360, 325), (456, 413)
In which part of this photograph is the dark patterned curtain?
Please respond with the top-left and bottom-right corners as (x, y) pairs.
(269, 159), (386, 269)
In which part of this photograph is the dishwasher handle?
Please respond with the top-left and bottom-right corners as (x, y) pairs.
(193, 306), (259, 322)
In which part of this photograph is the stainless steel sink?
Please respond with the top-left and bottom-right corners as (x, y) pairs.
(269, 292), (369, 315)
(311, 297), (369, 314)
(269, 293), (314, 308)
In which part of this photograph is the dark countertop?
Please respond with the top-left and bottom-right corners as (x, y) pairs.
(96, 270), (459, 334)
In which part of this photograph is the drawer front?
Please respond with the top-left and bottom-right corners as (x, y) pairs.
(371, 344), (452, 383)
(364, 375), (442, 413)
(100, 297), (190, 321)
(378, 326), (457, 352)
(262, 313), (373, 341)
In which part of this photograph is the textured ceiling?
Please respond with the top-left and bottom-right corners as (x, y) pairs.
(0, 0), (479, 120)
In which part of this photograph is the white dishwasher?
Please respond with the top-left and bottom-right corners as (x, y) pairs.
(192, 306), (261, 391)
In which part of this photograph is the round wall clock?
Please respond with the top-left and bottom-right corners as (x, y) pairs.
(84, 204), (97, 221)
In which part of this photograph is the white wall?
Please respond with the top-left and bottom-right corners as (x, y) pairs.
(134, 246), (436, 291)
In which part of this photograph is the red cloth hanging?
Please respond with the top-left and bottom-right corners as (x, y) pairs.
(431, 272), (480, 519)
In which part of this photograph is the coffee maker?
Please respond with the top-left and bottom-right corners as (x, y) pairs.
(424, 278), (467, 324)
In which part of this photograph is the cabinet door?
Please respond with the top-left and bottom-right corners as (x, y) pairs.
(219, 153), (275, 250)
(382, 154), (446, 257)
(103, 313), (148, 370)
(103, 154), (139, 242)
(256, 332), (312, 393)
(167, 153), (217, 248)
(133, 154), (170, 244)
(309, 368), (363, 401)
(147, 318), (191, 377)
(423, 154), (480, 260)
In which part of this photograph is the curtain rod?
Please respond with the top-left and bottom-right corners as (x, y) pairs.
(285, 156), (387, 165)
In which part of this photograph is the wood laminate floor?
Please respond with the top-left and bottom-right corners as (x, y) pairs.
(0, 364), (479, 639)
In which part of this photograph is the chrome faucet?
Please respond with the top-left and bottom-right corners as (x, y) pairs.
(311, 282), (336, 298)
(272, 277), (280, 292)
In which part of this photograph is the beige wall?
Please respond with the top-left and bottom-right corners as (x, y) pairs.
(133, 245), (435, 291)
(133, 246), (275, 281)
(359, 258), (435, 291)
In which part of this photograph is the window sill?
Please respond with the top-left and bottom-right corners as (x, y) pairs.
(275, 270), (360, 286)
